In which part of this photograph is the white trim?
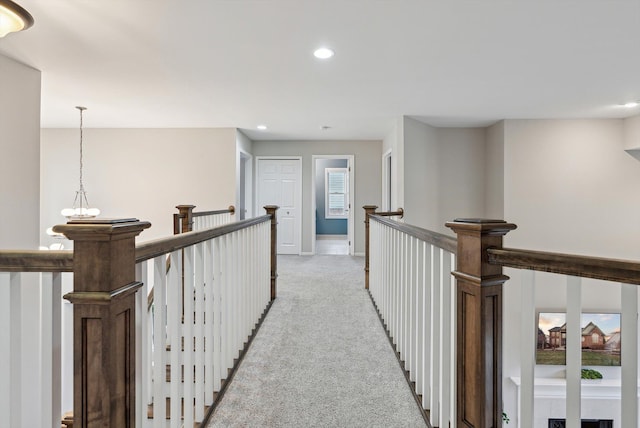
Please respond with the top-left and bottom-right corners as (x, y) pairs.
(311, 155), (355, 256)
(382, 149), (392, 212)
(255, 156), (303, 255)
(238, 149), (253, 220)
(324, 167), (349, 219)
(300, 252), (314, 256)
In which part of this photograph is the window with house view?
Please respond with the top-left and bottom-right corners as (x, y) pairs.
(325, 168), (349, 218)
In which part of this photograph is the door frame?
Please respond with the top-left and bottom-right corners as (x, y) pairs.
(382, 149), (392, 212)
(238, 149), (253, 220)
(255, 156), (303, 255)
(311, 154), (355, 256)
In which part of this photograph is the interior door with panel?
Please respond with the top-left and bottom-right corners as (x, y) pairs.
(257, 158), (301, 255)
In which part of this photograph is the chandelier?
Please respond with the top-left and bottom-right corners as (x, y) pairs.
(61, 106), (100, 219)
(0, 0), (34, 37)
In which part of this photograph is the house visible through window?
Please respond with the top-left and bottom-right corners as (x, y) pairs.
(325, 167), (349, 218)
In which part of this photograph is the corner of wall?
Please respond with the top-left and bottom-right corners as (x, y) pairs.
(484, 121), (505, 220)
(622, 114), (640, 152)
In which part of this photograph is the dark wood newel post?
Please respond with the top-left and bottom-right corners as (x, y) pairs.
(363, 205), (378, 290)
(264, 205), (278, 300)
(175, 204), (195, 234)
(445, 218), (516, 428)
(54, 218), (151, 428)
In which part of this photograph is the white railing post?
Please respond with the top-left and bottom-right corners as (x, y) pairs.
(519, 270), (535, 428)
(9, 272), (22, 428)
(168, 250), (182, 427)
(41, 272), (62, 428)
(194, 242), (205, 422)
(565, 276), (582, 428)
(621, 283), (639, 428)
(152, 255), (167, 428)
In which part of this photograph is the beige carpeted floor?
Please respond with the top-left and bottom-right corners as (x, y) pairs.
(207, 255), (425, 428)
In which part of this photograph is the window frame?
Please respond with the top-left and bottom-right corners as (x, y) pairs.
(324, 167), (349, 219)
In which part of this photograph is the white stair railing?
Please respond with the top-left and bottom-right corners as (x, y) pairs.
(136, 213), (273, 427)
(368, 213), (457, 427)
(0, 252), (73, 428)
(505, 268), (639, 428)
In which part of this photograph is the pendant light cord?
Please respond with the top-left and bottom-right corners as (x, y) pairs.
(76, 106), (86, 195)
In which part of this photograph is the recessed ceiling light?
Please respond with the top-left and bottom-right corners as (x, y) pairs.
(314, 47), (334, 59)
(622, 101), (639, 108)
(257, 125), (267, 130)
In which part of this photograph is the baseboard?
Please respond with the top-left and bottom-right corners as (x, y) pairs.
(300, 252), (314, 256)
(354, 252), (365, 257)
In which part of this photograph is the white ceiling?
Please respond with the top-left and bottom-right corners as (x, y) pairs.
(1, 0), (639, 141)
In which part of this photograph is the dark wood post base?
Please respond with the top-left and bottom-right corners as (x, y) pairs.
(264, 205), (279, 300)
(445, 219), (517, 428)
(363, 205), (378, 290)
(54, 218), (151, 428)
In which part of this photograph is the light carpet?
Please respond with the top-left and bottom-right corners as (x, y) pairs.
(207, 255), (425, 428)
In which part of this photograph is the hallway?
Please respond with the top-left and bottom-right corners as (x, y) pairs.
(208, 255), (424, 427)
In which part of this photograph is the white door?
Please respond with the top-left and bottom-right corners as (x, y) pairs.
(257, 158), (301, 255)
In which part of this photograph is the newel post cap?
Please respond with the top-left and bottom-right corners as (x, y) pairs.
(445, 218), (517, 236)
(53, 218), (151, 241)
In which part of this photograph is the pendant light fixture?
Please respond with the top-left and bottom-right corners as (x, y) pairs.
(0, 0), (34, 37)
(61, 106), (100, 219)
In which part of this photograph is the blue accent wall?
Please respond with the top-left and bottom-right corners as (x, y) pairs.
(315, 158), (348, 235)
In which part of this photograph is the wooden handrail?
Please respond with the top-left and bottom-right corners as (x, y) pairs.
(487, 247), (640, 285)
(374, 208), (404, 218)
(0, 250), (73, 272)
(0, 213), (262, 274)
(370, 214), (457, 254)
(192, 205), (236, 218)
(174, 204), (235, 234)
(136, 215), (271, 263)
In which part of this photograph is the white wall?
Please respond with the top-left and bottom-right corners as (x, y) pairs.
(503, 119), (640, 258)
(401, 117), (486, 234)
(40, 128), (238, 245)
(623, 114), (640, 151)
(484, 120), (505, 219)
(402, 117), (439, 229)
(383, 118), (403, 210)
(0, 54), (42, 428)
(436, 127), (486, 228)
(236, 130), (253, 218)
(0, 55), (40, 248)
(252, 140), (382, 255)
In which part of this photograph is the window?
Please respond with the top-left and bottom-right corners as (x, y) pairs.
(325, 167), (349, 218)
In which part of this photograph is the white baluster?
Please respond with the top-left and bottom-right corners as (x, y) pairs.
(183, 246), (195, 427)
(168, 251), (182, 428)
(152, 256), (167, 427)
(408, 236), (416, 382)
(204, 239), (215, 401)
(194, 242), (205, 422)
(41, 272), (62, 428)
(10, 272), (22, 428)
(565, 276), (582, 428)
(439, 251), (452, 426)
(430, 247), (441, 425)
(415, 240), (424, 399)
(422, 243), (432, 410)
(520, 270), (536, 428)
(621, 283), (638, 428)
(213, 237), (222, 391)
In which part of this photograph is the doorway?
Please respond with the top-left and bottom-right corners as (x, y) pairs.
(382, 149), (392, 211)
(256, 157), (302, 255)
(238, 151), (252, 220)
(312, 155), (354, 255)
